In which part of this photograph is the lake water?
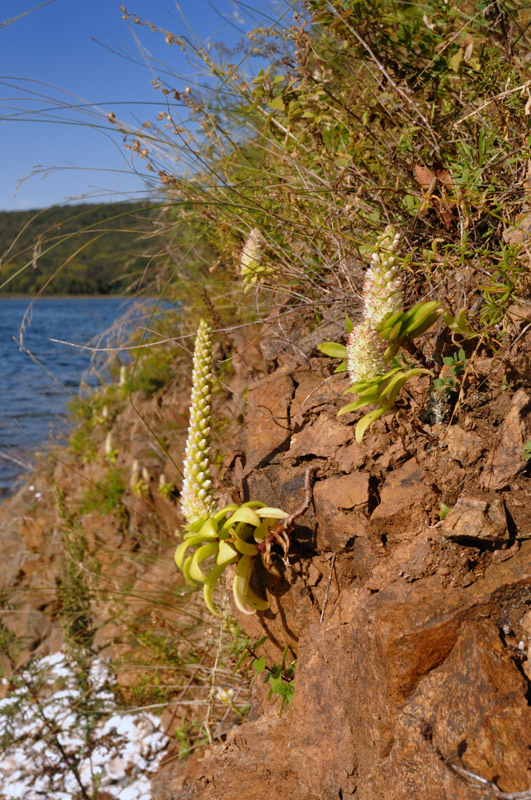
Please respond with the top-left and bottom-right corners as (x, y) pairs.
(0, 297), (143, 496)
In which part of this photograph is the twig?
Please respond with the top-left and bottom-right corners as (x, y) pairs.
(320, 553), (336, 623)
(455, 81), (531, 126)
(281, 465), (317, 533)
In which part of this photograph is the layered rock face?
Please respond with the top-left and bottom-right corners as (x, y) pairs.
(158, 322), (531, 800)
(1, 312), (530, 800)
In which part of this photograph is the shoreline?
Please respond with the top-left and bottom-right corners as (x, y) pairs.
(0, 294), (131, 300)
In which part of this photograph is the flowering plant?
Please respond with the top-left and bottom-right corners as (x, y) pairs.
(319, 227), (471, 442)
(240, 228), (273, 289)
(175, 319), (288, 616)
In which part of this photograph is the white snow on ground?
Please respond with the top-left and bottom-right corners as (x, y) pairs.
(0, 651), (170, 800)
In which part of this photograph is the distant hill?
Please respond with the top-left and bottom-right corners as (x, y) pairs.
(0, 203), (157, 295)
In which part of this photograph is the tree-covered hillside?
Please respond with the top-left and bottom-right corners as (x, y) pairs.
(0, 202), (156, 295)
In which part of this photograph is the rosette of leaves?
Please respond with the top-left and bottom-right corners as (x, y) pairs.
(174, 502), (288, 617)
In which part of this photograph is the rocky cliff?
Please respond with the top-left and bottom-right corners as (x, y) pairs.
(1, 303), (531, 800)
(156, 303), (531, 800)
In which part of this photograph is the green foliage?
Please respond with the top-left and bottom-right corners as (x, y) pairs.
(80, 467), (126, 519)
(234, 636), (296, 716)
(339, 364), (432, 443)
(319, 280), (475, 440)
(129, 348), (176, 397)
(478, 245), (529, 337)
(0, 203), (155, 295)
(0, 590), (18, 673)
(68, 390), (122, 463)
(55, 485), (96, 651)
(175, 502), (288, 617)
(433, 349), (468, 392)
(523, 441), (531, 463)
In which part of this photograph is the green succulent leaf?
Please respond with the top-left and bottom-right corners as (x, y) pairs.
(443, 308), (473, 336)
(222, 506), (262, 530)
(355, 406), (388, 443)
(318, 341), (347, 358)
(381, 368), (432, 405)
(256, 506), (289, 519)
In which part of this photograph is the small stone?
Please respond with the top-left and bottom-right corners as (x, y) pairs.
(461, 572), (476, 587)
(441, 494), (509, 544)
(371, 459), (429, 520)
(521, 610), (531, 638)
(481, 389), (530, 491)
(314, 472), (370, 510)
(445, 425), (483, 466)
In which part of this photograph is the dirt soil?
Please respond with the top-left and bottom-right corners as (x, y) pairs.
(1, 304), (531, 800)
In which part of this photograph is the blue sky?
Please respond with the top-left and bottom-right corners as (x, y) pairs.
(1, 0), (287, 210)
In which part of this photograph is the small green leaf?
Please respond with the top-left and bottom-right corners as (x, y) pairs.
(250, 656), (266, 687)
(318, 342), (347, 358)
(449, 47), (463, 72)
(345, 315), (354, 333)
(269, 95), (285, 112)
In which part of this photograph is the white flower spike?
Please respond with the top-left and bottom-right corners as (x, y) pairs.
(363, 225), (403, 326)
(180, 319), (216, 523)
(240, 227), (271, 286)
(346, 320), (387, 384)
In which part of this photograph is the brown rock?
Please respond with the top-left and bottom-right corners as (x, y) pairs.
(286, 623), (358, 798)
(167, 542), (531, 800)
(335, 441), (366, 472)
(440, 494), (509, 544)
(313, 473), (369, 551)
(481, 389), (531, 490)
(238, 369), (294, 472)
(371, 458), (430, 520)
(288, 415), (352, 459)
(445, 425), (483, 466)
(290, 368), (343, 421)
(386, 620), (531, 796)
(314, 472), (369, 510)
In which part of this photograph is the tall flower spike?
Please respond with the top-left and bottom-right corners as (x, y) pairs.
(240, 228), (270, 287)
(346, 320), (387, 384)
(180, 319), (216, 523)
(363, 225), (403, 326)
